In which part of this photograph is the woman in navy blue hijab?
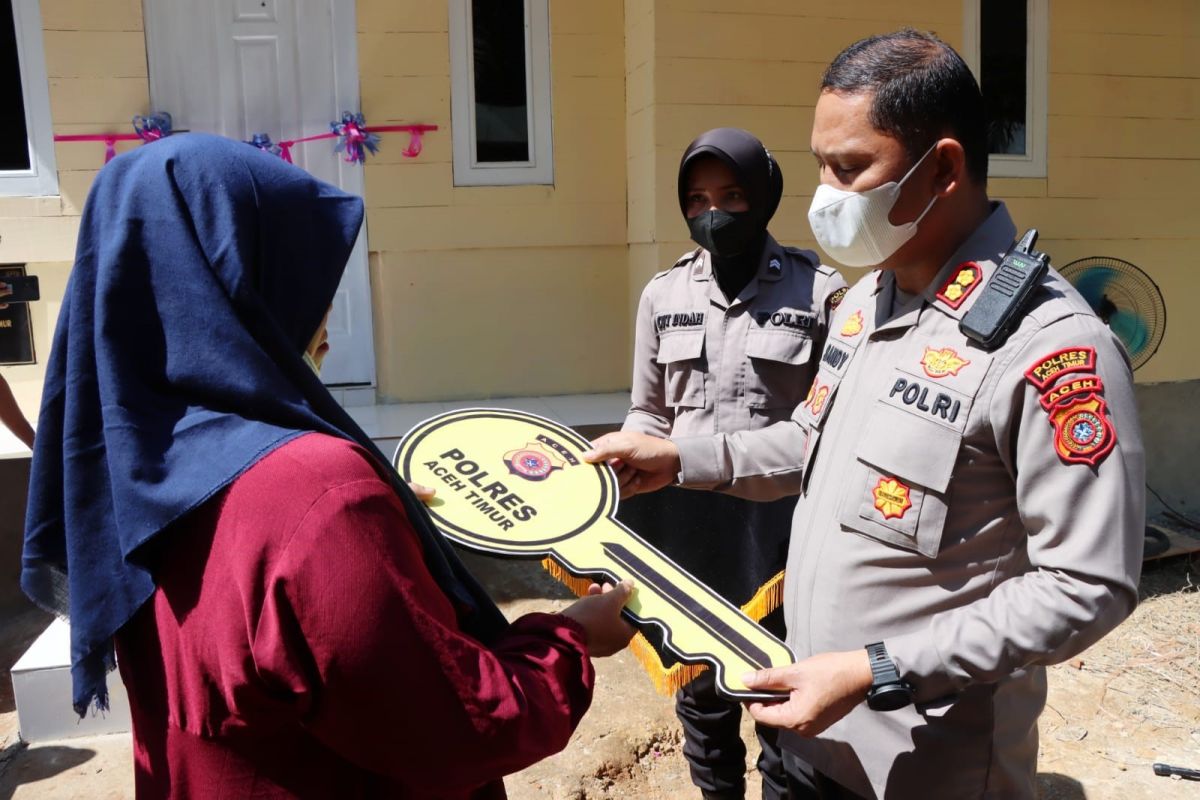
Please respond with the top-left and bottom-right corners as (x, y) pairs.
(22, 134), (631, 798)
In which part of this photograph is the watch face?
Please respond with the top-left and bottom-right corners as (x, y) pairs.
(867, 683), (913, 712)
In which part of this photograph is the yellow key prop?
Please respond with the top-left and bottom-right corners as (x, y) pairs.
(393, 407), (795, 699)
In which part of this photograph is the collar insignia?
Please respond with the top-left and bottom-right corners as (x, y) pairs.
(936, 262), (982, 309)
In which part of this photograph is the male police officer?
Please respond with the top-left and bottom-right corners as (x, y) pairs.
(586, 30), (1144, 798)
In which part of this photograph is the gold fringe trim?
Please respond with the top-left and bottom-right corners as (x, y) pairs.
(740, 569), (786, 624)
(539, 559), (788, 697)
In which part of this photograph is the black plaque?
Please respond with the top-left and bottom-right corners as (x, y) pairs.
(0, 265), (35, 365)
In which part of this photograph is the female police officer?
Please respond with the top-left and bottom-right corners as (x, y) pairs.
(620, 128), (846, 799)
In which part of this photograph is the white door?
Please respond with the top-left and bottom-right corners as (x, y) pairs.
(143, 0), (376, 387)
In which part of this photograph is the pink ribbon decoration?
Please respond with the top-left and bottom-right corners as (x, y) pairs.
(58, 123), (437, 167)
(276, 124), (437, 164)
(52, 133), (142, 164)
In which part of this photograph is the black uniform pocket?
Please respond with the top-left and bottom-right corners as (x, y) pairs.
(656, 329), (706, 409)
(838, 403), (960, 558)
(744, 328), (814, 410)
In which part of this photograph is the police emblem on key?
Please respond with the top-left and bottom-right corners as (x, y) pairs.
(394, 408), (795, 699)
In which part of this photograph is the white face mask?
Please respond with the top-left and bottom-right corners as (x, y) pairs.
(301, 350), (323, 378)
(807, 144), (938, 268)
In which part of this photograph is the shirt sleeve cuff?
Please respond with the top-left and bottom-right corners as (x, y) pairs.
(673, 435), (731, 487)
(886, 627), (962, 704)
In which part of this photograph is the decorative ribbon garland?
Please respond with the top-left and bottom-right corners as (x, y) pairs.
(54, 111), (436, 167)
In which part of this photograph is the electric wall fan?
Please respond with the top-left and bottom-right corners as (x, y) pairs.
(1057, 257), (1166, 371)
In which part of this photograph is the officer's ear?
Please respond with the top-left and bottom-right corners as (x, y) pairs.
(930, 138), (969, 200)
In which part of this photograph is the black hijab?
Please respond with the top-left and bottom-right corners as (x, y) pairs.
(22, 133), (508, 715)
(677, 128), (784, 299)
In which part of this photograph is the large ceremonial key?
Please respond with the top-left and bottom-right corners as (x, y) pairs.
(394, 407), (794, 699)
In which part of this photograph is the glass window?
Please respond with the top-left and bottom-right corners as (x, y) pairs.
(471, 0), (529, 164)
(0, 0), (32, 171)
(450, 0), (553, 185)
(0, 0), (57, 196)
(964, 0), (1047, 178)
(979, 0), (1026, 156)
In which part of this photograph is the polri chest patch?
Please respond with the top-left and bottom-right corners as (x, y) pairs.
(756, 307), (815, 332)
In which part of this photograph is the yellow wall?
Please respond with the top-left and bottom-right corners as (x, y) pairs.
(1006, 0), (1199, 383)
(358, 0), (630, 402)
(637, 0), (1198, 384)
(1, 0), (1195, 430)
(0, 0), (149, 446)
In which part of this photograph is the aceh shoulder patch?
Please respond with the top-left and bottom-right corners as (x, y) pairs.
(1025, 347), (1115, 466)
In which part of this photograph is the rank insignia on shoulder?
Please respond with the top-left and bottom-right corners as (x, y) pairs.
(873, 477), (912, 520)
(1039, 375), (1104, 411)
(921, 347), (970, 379)
(768, 257), (781, 274)
(1047, 393), (1116, 466)
(936, 262), (982, 309)
(828, 286), (848, 311)
(840, 310), (864, 337)
(1024, 347), (1097, 390)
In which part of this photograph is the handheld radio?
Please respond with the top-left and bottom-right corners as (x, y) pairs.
(960, 229), (1048, 350)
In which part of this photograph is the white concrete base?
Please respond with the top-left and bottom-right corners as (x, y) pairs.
(11, 618), (131, 742)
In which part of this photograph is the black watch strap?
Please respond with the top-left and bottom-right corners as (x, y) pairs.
(865, 641), (913, 711)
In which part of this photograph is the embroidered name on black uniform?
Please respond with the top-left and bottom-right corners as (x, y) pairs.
(889, 376), (962, 423)
(756, 309), (814, 331)
(655, 311), (705, 333)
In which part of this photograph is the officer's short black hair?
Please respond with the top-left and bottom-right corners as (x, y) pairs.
(821, 29), (988, 184)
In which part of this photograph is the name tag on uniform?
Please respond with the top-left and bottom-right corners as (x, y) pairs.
(655, 310), (705, 334)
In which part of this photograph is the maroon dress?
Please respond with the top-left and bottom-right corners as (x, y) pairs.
(115, 432), (593, 799)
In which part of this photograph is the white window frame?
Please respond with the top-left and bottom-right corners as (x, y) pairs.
(963, 0), (1048, 179)
(1, 0), (58, 197)
(449, 0), (553, 186)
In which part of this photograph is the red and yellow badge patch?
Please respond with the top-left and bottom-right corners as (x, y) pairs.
(1048, 394), (1115, 466)
(935, 262), (982, 309)
(921, 346), (970, 379)
(1039, 375), (1104, 411)
(1025, 347), (1096, 390)
(1026, 347), (1116, 466)
(873, 477), (912, 520)
(805, 377), (831, 416)
(840, 310), (864, 337)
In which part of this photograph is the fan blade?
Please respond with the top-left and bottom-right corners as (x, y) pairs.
(1107, 309), (1150, 356)
(1071, 267), (1118, 310)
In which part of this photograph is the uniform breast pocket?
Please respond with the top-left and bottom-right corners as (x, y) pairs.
(744, 328), (814, 410)
(838, 403), (961, 558)
(656, 329), (707, 409)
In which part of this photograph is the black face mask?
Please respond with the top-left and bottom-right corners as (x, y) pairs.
(687, 209), (761, 260)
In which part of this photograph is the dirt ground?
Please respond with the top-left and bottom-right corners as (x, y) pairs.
(0, 552), (1196, 799)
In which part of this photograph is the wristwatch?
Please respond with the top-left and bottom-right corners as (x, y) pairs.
(865, 641), (914, 711)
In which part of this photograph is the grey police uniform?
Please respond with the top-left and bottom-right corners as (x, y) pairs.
(620, 233), (845, 800)
(672, 203), (1145, 798)
(625, 234), (847, 439)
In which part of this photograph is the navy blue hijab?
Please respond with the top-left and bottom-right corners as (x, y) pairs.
(22, 134), (507, 715)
